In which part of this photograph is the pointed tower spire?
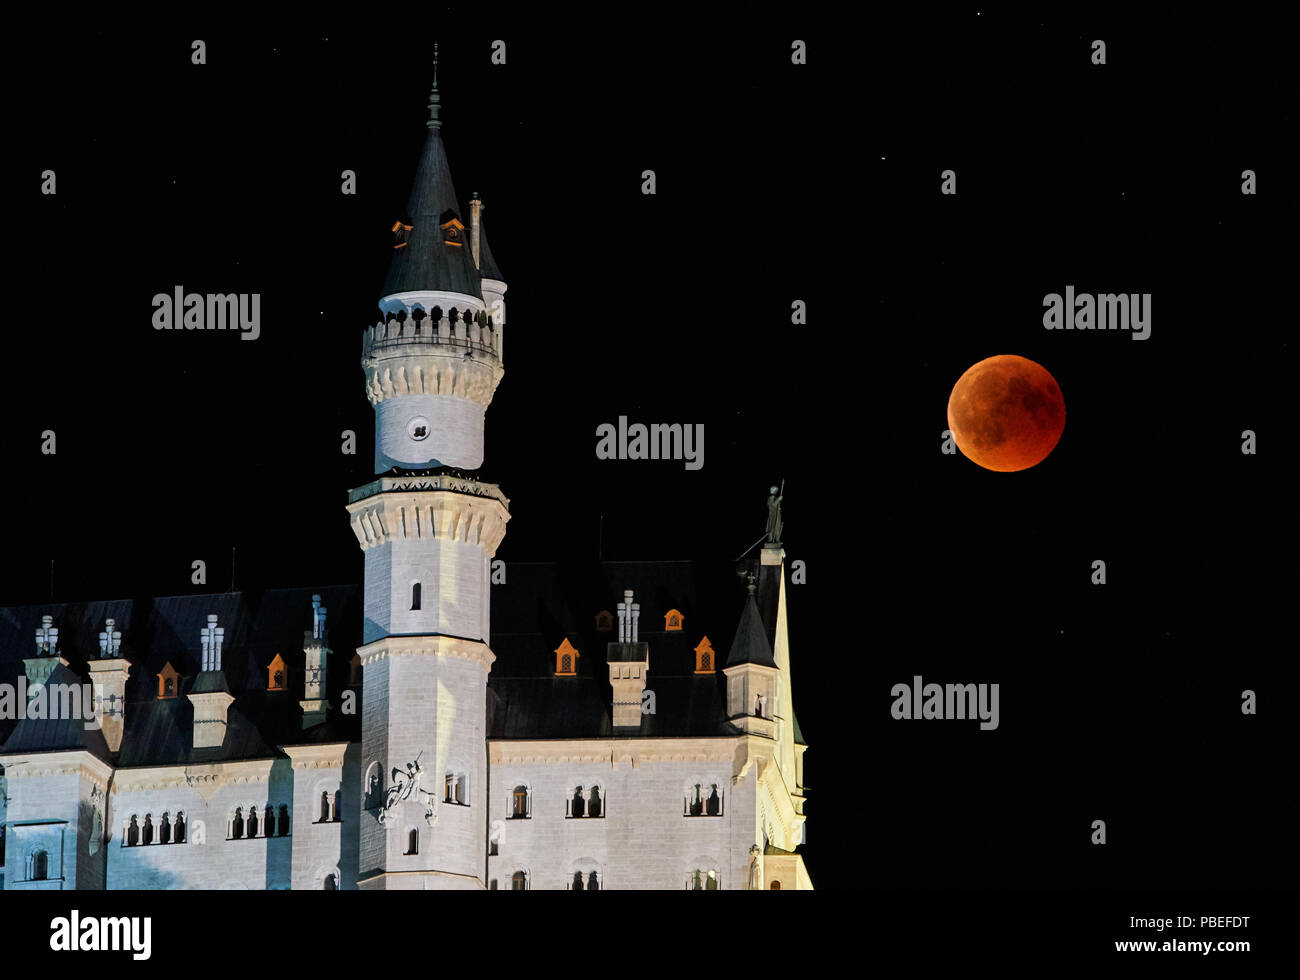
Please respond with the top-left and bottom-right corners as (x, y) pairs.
(427, 42), (442, 130)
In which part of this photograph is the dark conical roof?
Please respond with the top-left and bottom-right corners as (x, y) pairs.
(381, 126), (483, 300)
(725, 587), (777, 668)
(478, 217), (504, 282)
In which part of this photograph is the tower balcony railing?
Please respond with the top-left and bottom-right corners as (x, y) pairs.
(362, 316), (501, 361)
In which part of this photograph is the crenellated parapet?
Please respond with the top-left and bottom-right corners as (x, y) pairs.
(346, 477), (510, 556)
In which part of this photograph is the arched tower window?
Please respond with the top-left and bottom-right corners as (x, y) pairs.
(230, 808), (244, 840)
(511, 785), (530, 819)
(324, 873), (338, 890)
(175, 812), (186, 844)
(320, 792), (331, 823)
(570, 787), (585, 818)
(589, 786), (603, 818)
(127, 815), (139, 846)
(405, 828), (419, 855)
(411, 582), (422, 611)
(32, 850), (49, 881)
(587, 871), (600, 891)
(142, 814), (154, 846)
(248, 805), (260, 838)
(278, 805), (291, 837)
(511, 870), (528, 891)
(572, 871), (584, 890)
(160, 813), (172, 845)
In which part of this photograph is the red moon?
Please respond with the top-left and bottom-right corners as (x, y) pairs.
(947, 355), (1066, 472)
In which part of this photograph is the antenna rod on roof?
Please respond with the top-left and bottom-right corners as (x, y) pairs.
(734, 532), (768, 562)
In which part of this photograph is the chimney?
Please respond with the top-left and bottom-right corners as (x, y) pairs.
(470, 192), (483, 269)
(24, 615), (65, 689)
(188, 613), (234, 749)
(301, 594), (330, 729)
(607, 589), (650, 728)
(87, 617), (131, 752)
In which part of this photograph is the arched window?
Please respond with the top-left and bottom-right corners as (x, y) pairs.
(588, 786), (603, 818)
(264, 805), (274, 834)
(406, 828), (419, 855)
(231, 807), (244, 840)
(687, 869), (719, 890)
(706, 785), (721, 816)
(511, 870), (528, 891)
(770, 880), (782, 890)
(142, 814), (154, 846)
(278, 805), (291, 837)
(572, 871), (584, 890)
(127, 815), (139, 846)
(248, 806), (260, 838)
(511, 785), (529, 819)
(365, 763), (384, 811)
(175, 812), (186, 844)
(688, 785), (703, 817)
(32, 850), (49, 881)
(324, 873), (338, 890)
(571, 787), (585, 818)
(160, 813), (172, 845)
(320, 792), (331, 823)
(587, 871), (600, 891)
(411, 583), (422, 610)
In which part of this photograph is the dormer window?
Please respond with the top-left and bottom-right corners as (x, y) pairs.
(554, 638), (579, 676)
(664, 609), (684, 631)
(157, 662), (180, 700)
(267, 653), (288, 692)
(391, 219), (413, 248)
(440, 211), (465, 247)
(693, 637), (715, 674)
(595, 610), (614, 632)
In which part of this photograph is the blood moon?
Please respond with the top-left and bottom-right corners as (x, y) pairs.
(947, 355), (1066, 472)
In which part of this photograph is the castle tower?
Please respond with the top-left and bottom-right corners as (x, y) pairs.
(350, 47), (509, 889)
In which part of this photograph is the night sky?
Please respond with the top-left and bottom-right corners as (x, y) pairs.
(5, 12), (1293, 892)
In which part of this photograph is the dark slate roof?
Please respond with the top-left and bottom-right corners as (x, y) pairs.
(0, 586), (363, 765)
(725, 591), (777, 668)
(381, 127), (483, 300)
(2, 661), (112, 761)
(1, 559), (803, 756)
(478, 217), (504, 282)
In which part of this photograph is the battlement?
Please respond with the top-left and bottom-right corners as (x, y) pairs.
(362, 314), (502, 363)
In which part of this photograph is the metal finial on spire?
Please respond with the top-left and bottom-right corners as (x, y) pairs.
(427, 42), (442, 130)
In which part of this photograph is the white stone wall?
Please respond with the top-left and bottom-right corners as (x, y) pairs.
(106, 764), (296, 889)
(359, 651), (488, 888)
(487, 754), (757, 890)
(362, 538), (489, 644)
(375, 394), (486, 472)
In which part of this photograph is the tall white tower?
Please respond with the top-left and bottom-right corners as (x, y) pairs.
(348, 47), (510, 889)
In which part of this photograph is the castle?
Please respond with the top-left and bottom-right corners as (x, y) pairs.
(0, 55), (810, 891)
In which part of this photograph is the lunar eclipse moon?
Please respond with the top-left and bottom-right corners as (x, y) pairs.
(947, 355), (1066, 472)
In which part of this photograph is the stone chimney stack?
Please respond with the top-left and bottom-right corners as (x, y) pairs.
(470, 192), (483, 269)
(301, 594), (330, 729)
(608, 589), (650, 729)
(87, 617), (131, 753)
(188, 613), (234, 749)
(24, 615), (66, 689)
